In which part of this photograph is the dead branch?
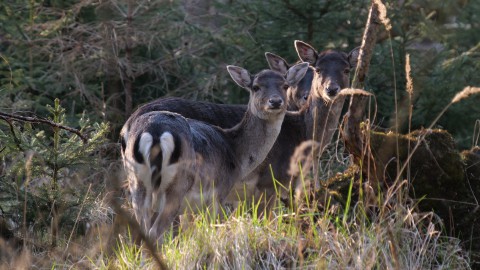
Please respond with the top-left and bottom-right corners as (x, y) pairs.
(0, 111), (88, 144)
(342, 0), (383, 183)
(351, 0), (381, 89)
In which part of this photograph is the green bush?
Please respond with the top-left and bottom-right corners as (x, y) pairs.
(0, 98), (109, 245)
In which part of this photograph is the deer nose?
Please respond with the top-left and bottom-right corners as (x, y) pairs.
(268, 97), (284, 109)
(326, 86), (340, 97)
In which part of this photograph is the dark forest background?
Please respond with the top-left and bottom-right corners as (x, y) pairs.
(1, 0), (479, 148)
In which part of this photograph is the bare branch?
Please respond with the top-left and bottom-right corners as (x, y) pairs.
(0, 111), (88, 144)
(351, 0), (381, 89)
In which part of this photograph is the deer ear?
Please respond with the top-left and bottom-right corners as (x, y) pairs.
(295, 40), (318, 65)
(285, 62), (309, 86)
(348, 47), (361, 69)
(227, 65), (252, 89)
(265, 52), (289, 74)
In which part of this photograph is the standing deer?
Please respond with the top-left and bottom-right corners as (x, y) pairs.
(242, 40), (359, 204)
(121, 40), (358, 213)
(121, 63), (309, 242)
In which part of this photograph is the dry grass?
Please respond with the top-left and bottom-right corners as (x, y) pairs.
(405, 54), (413, 97)
(1, 141), (475, 269)
(374, 0), (392, 31)
(451, 86), (480, 104)
(157, 178), (471, 269)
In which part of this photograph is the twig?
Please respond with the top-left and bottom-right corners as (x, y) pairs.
(0, 111), (88, 143)
(64, 183), (92, 256)
(343, 0), (382, 184)
(24, 151), (34, 249)
(5, 118), (24, 150)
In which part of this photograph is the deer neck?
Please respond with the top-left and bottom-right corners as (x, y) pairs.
(226, 109), (285, 180)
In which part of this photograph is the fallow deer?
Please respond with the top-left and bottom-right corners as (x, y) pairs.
(121, 63), (309, 243)
(233, 41), (359, 206)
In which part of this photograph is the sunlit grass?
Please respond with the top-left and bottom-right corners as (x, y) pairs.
(0, 144), (472, 270)
(90, 170), (471, 269)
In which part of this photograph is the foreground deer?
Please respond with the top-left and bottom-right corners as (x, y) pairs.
(122, 40), (358, 211)
(121, 63), (309, 242)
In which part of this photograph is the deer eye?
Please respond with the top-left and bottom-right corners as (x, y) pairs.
(344, 68), (350, 74)
(252, 85), (260, 92)
(315, 68), (322, 73)
(282, 84), (289, 91)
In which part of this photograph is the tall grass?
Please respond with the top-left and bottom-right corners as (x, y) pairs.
(93, 173), (470, 269)
(3, 163), (470, 269)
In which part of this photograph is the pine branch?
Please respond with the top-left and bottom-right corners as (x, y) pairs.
(0, 111), (88, 144)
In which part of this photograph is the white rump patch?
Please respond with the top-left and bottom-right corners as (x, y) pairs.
(160, 132), (175, 160)
(139, 132), (154, 162)
(151, 132), (180, 212)
(160, 132), (178, 185)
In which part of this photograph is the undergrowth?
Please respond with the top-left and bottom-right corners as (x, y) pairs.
(93, 173), (471, 269)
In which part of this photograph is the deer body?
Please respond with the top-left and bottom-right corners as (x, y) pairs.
(122, 97), (245, 130)
(121, 63), (308, 242)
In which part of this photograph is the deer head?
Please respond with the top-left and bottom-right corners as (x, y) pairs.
(295, 40), (359, 101)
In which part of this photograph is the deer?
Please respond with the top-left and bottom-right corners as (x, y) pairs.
(121, 40), (358, 213)
(232, 40), (359, 206)
(121, 62), (309, 243)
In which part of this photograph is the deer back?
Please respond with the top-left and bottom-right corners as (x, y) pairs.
(122, 97), (246, 133)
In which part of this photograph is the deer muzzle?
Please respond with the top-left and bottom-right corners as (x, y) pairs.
(267, 96), (284, 110)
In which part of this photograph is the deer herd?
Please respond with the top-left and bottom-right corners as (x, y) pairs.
(120, 40), (361, 244)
